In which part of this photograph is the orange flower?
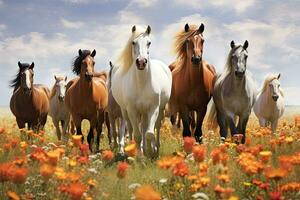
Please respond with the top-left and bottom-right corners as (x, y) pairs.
(183, 137), (195, 153)
(10, 166), (28, 184)
(0, 127), (5, 134)
(67, 172), (81, 182)
(210, 148), (222, 165)
(0, 162), (13, 182)
(264, 167), (289, 181)
(72, 135), (82, 147)
(40, 164), (56, 180)
(198, 163), (208, 176)
(55, 167), (67, 180)
(46, 150), (60, 166)
(135, 185), (161, 200)
(172, 161), (189, 177)
(30, 147), (47, 163)
(125, 141), (137, 157)
(214, 184), (234, 198)
(192, 145), (206, 162)
(79, 144), (89, 155)
(217, 174), (230, 183)
(259, 151), (272, 163)
(102, 150), (114, 162)
(61, 182), (88, 200)
(117, 162), (129, 178)
(280, 182), (300, 192)
(7, 191), (20, 200)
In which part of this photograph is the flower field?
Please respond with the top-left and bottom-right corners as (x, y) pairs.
(0, 106), (300, 200)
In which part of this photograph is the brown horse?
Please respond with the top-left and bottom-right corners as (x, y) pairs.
(10, 62), (50, 131)
(65, 49), (108, 152)
(169, 23), (216, 142)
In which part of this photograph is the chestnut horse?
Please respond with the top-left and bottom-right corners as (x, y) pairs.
(10, 62), (50, 131)
(168, 23), (216, 143)
(65, 49), (108, 152)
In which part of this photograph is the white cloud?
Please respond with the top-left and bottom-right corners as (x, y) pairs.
(284, 87), (300, 105)
(128, 0), (158, 8)
(174, 0), (257, 14)
(0, 24), (6, 36)
(61, 18), (84, 29)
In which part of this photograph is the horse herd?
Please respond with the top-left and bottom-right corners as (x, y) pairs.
(9, 23), (285, 158)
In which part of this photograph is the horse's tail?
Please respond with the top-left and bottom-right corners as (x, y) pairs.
(206, 100), (218, 130)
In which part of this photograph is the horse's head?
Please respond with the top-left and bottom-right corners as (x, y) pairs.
(185, 23), (205, 66)
(78, 49), (96, 81)
(18, 61), (34, 95)
(269, 74), (281, 102)
(54, 75), (67, 102)
(131, 25), (151, 70)
(230, 40), (248, 79)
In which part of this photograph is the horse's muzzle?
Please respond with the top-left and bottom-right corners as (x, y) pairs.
(272, 95), (279, 101)
(85, 72), (93, 81)
(235, 71), (245, 79)
(191, 56), (202, 66)
(58, 96), (65, 102)
(136, 58), (147, 70)
(23, 87), (31, 95)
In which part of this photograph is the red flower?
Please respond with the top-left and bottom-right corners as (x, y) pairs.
(102, 150), (114, 162)
(192, 145), (206, 162)
(183, 137), (195, 153)
(172, 161), (189, 177)
(77, 156), (89, 165)
(79, 144), (89, 156)
(10, 166), (28, 184)
(0, 163), (13, 182)
(269, 191), (283, 200)
(117, 162), (129, 178)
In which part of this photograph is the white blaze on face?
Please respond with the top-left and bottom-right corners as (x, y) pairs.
(58, 80), (67, 98)
(24, 69), (31, 89)
(132, 34), (151, 62)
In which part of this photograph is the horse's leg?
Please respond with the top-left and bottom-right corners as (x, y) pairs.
(126, 108), (142, 152)
(259, 117), (267, 127)
(155, 109), (164, 157)
(237, 113), (250, 144)
(271, 119), (278, 134)
(119, 117), (126, 153)
(122, 109), (133, 143)
(94, 112), (105, 153)
(107, 113), (113, 148)
(16, 118), (25, 129)
(181, 109), (192, 138)
(190, 111), (196, 130)
(62, 117), (70, 142)
(87, 122), (95, 152)
(170, 114), (176, 126)
(177, 114), (181, 128)
(105, 112), (111, 147)
(145, 106), (160, 158)
(53, 119), (61, 141)
(73, 116), (83, 143)
(216, 109), (227, 143)
(194, 107), (207, 143)
(227, 116), (238, 137)
(141, 115), (148, 154)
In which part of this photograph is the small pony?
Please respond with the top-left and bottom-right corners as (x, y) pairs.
(49, 75), (70, 142)
(254, 74), (285, 133)
(10, 62), (50, 131)
(65, 49), (108, 152)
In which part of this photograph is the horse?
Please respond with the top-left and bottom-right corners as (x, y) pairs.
(254, 74), (284, 133)
(207, 40), (256, 143)
(10, 62), (50, 131)
(168, 23), (216, 143)
(65, 49), (108, 152)
(49, 75), (70, 142)
(106, 61), (129, 153)
(111, 25), (172, 158)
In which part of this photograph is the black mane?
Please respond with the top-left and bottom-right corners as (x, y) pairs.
(10, 63), (31, 90)
(72, 50), (91, 75)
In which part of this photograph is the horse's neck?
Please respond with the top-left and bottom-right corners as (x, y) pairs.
(261, 89), (276, 107)
(185, 59), (203, 85)
(229, 72), (246, 91)
(79, 75), (93, 94)
(133, 63), (151, 89)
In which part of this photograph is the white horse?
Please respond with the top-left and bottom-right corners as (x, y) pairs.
(208, 40), (257, 143)
(111, 25), (172, 157)
(106, 61), (129, 153)
(254, 74), (284, 133)
(49, 75), (70, 142)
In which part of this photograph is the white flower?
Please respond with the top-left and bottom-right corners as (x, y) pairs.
(128, 183), (141, 190)
(88, 168), (98, 174)
(159, 178), (168, 185)
(191, 192), (209, 200)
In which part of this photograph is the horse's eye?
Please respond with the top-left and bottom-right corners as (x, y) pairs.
(278, 84), (280, 87)
(132, 41), (135, 45)
(148, 42), (151, 46)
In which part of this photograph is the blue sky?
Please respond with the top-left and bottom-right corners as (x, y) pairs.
(0, 0), (299, 105)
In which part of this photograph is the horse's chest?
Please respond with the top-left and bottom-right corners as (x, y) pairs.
(223, 94), (250, 115)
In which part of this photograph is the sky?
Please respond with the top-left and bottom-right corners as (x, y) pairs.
(0, 0), (299, 105)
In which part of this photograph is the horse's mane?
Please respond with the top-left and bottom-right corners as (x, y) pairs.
(261, 74), (284, 97)
(72, 50), (92, 75)
(10, 63), (31, 91)
(116, 25), (147, 74)
(173, 25), (201, 72)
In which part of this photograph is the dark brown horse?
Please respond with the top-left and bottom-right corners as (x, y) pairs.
(65, 49), (108, 152)
(10, 62), (50, 131)
(168, 23), (216, 143)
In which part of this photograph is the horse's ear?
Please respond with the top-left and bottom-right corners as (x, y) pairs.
(91, 49), (96, 57)
(132, 25), (136, 33)
(78, 49), (82, 56)
(243, 40), (249, 50)
(230, 40), (235, 49)
(65, 76), (67, 81)
(277, 73), (281, 80)
(54, 75), (57, 80)
(29, 62), (34, 69)
(184, 23), (189, 32)
(109, 61), (113, 68)
(18, 61), (22, 68)
(198, 23), (204, 34)
(146, 25), (151, 35)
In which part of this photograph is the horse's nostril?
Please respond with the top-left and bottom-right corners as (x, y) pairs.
(144, 59), (147, 64)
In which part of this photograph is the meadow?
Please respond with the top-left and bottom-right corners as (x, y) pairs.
(0, 106), (299, 200)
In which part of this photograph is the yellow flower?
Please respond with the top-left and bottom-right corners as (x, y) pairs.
(68, 159), (77, 167)
(243, 182), (252, 186)
(87, 179), (97, 187)
(285, 136), (294, 144)
(228, 196), (239, 200)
